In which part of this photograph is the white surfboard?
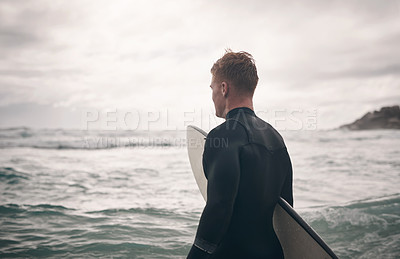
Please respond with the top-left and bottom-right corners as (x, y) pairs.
(187, 125), (338, 259)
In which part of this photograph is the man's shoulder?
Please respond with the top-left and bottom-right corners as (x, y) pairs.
(206, 120), (249, 147)
(209, 120), (247, 136)
(251, 117), (286, 151)
(228, 114), (286, 150)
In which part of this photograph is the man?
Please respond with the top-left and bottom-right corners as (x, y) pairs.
(187, 50), (293, 259)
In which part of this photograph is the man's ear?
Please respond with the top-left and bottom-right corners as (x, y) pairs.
(221, 81), (229, 97)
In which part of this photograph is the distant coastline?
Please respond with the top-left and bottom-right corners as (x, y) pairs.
(339, 105), (400, 130)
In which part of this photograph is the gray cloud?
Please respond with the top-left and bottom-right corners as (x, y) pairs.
(0, 0), (399, 129)
(0, 27), (39, 47)
(316, 63), (400, 80)
(0, 69), (84, 78)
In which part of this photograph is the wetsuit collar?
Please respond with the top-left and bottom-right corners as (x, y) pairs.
(226, 107), (255, 119)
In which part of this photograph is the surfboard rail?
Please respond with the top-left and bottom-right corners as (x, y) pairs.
(276, 198), (339, 259)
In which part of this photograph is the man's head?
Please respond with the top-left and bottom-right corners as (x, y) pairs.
(210, 50), (258, 118)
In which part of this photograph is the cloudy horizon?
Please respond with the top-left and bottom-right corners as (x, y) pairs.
(0, 0), (399, 130)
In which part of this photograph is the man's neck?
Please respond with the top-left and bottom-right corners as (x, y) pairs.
(223, 99), (254, 118)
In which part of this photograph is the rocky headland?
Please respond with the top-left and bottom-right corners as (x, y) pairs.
(339, 105), (400, 130)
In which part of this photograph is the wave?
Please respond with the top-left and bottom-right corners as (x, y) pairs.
(0, 128), (185, 150)
(2, 126), (399, 150)
(0, 203), (192, 220)
(0, 167), (30, 184)
(3, 142), (176, 150)
(88, 206), (177, 217)
(302, 193), (400, 259)
(1, 194), (398, 258)
(0, 203), (72, 216)
(303, 193), (400, 227)
(0, 126), (30, 130)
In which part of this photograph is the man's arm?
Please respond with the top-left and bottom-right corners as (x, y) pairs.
(280, 149), (293, 207)
(187, 128), (241, 258)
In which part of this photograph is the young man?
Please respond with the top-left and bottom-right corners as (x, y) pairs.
(187, 50), (293, 259)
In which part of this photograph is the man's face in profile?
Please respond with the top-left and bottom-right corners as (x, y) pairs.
(210, 76), (225, 118)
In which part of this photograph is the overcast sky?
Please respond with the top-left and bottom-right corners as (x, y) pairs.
(0, 0), (399, 130)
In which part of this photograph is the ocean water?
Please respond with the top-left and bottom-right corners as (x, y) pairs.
(0, 127), (399, 258)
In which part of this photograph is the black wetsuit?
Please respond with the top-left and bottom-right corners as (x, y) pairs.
(187, 107), (293, 259)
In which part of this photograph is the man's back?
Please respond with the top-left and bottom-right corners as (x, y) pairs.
(195, 107), (293, 259)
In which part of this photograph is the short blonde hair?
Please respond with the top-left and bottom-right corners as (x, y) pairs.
(211, 50), (258, 94)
